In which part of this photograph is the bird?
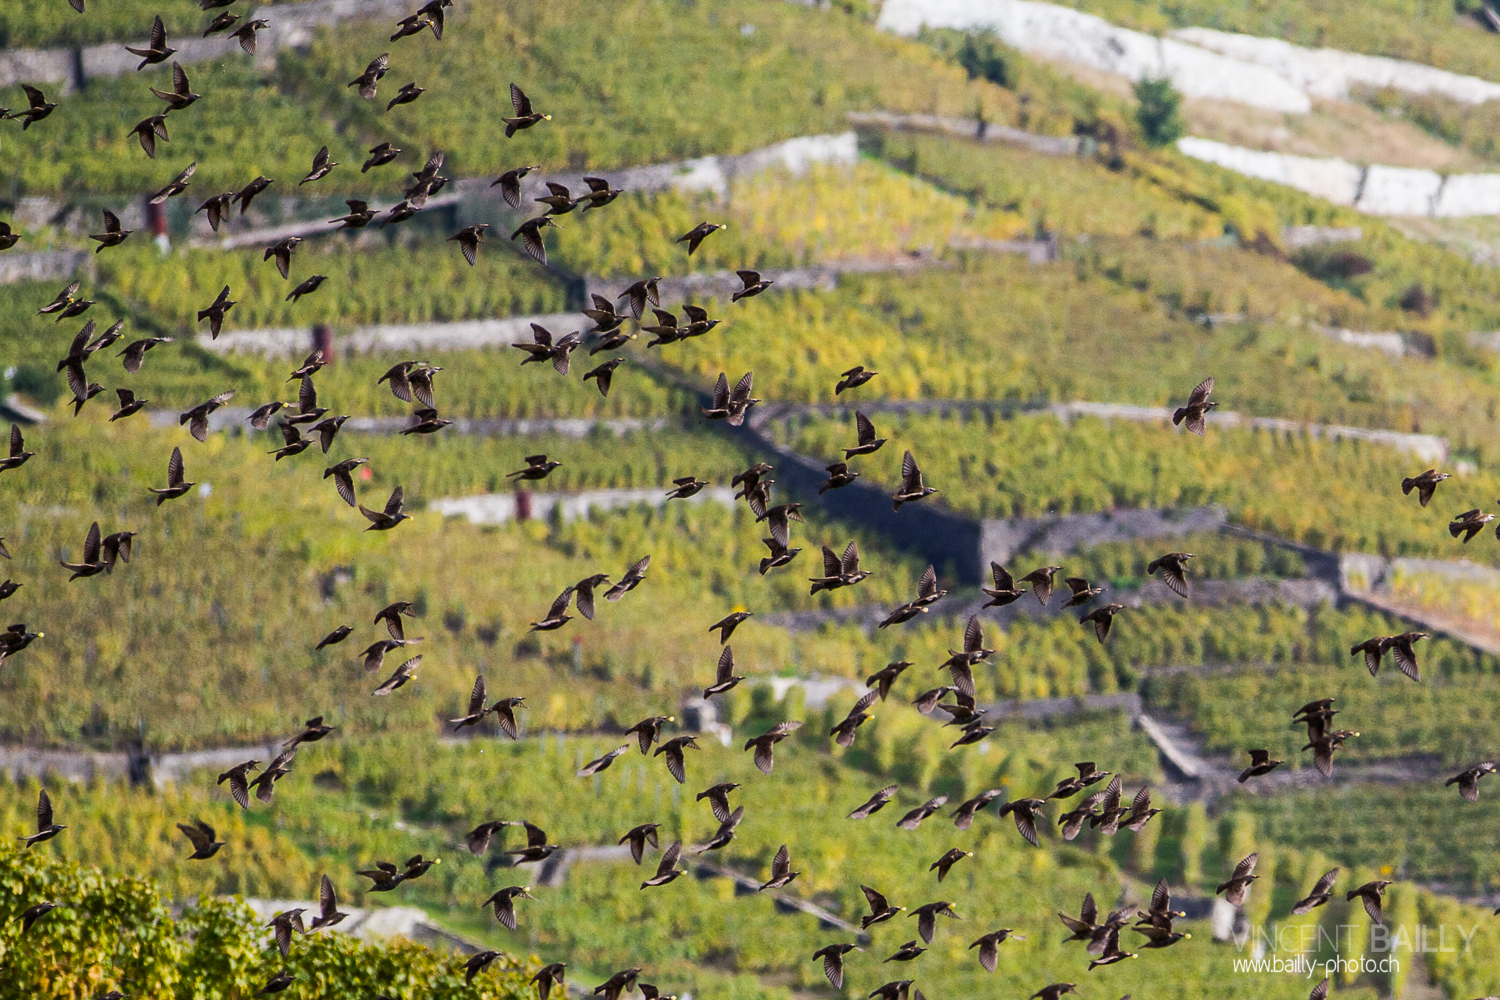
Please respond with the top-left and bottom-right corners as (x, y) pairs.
(534, 965), (567, 1000)
(492, 165), (541, 209)
(1401, 469), (1450, 507)
(1216, 852), (1259, 905)
(696, 782), (740, 822)
(1238, 749), (1283, 783)
(448, 223), (490, 266)
(861, 885), (905, 928)
(357, 861), (408, 893)
(896, 796), (948, 830)
(408, 364), (443, 407)
(359, 486), (411, 531)
(150, 63), (199, 110)
(0, 222), (19, 250)
(642, 308), (686, 349)
(744, 721), (803, 774)
(0, 425), (35, 473)
(178, 391), (235, 442)
(302, 875), (347, 932)
(1087, 927), (1138, 969)
(349, 54), (390, 99)
(709, 611), (753, 644)
(1172, 376), (1217, 435)
(268, 421), (313, 462)
(759, 536), (802, 575)
(502, 821), (558, 864)
(362, 143), (401, 176)
(578, 744), (631, 777)
(830, 691), (879, 748)
(578, 176), (624, 210)
(504, 84), (551, 136)
(1080, 604), (1125, 642)
(998, 798), (1047, 847)
(68, 381), (106, 417)
(605, 556), (650, 600)
(372, 601), (416, 641)
(1449, 508), (1494, 542)
(1147, 551), (1193, 597)
(809, 541), (870, 595)
(818, 461), (860, 494)
(1122, 786), (1161, 831)
(1447, 761), (1498, 802)
(1062, 576), (1105, 607)
(884, 941), (925, 964)
(126, 16), (176, 70)
(205, 12), (240, 36)
(1347, 880), (1392, 923)
(595, 969), (644, 1000)
(464, 952), (503, 985)
(509, 454), (563, 482)
(666, 476), (710, 500)
(535, 182), (578, 215)
(229, 18), (269, 53)
(284, 717), (335, 750)
(910, 900), (959, 944)
(19, 901), (59, 933)
(1304, 729), (1359, 777)
(264, 237), (303, 279)
(177, 818), (225, 860)
(758, 844), (799, 891)
(196, 192), (234, 233)
(842, 411), (887, 458)
(86, 208), (135, 253)
(680, 304), (722, 339)
(848, 784), (898, 819)
(267, 908), (306, 958)
(378, 361), (418, 402)
(372, 655), (421, 695)
(383, 81), (424, 112)
(286, 275), (327, 303)
(727, 269), (775, 303)
(196, 286), (237, 339)
(867, 980), (915, 1000)
(949, 789), (1003, 831)
(513, 324), (581, 375)
(624, 715), (673, 755)
(20, 789), (66, 848)
(1309, 979), (1331, 1000)
(529, 588), (574, 631)
(1292, 868), (1341, 915)
(640, 841), (686, 889)
(929, 848), (974, 882)
(390, 12), (433, 40)
(0, 580), (19, 601)
(812, 944), (860, 990)
(969, 929), (1025, 973)
(233, 175), (274, 215)
(618, 278), (663, 319)
(59, 521), (108, 581)
(618, 824), (660, 865)
(315, 625), (353, 650)
(216, 760), (261, 810)
(697, 805), (744, 853)
(654, 735), (701, 784)
(677, 222), (726, 255)
(99, 530), (137, 575)
(863, 662), (912, 703)
(7, 84), (56, 129)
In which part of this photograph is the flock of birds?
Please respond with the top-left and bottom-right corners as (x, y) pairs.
(3, 4), (1500, 1000)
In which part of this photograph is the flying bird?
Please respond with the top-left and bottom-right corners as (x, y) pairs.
(1172, 376), (1217, 436)
(504, 84), (551, 136)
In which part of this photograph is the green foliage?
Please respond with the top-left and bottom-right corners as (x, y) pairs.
(1132, 77), (1185, 149)
(0, 3), (292, 48)
(1070, 533), (1306, 589)
(1356, 85), (1500, 165)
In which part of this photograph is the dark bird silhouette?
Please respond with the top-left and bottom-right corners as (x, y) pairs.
(1216, 852), (1259, 905)
(697, 805), (744, 853)
(1088, 927), (1138, 969)
(534, 964), (567, 1000)
(492, 164), (541, 209)
(465, 951), (502, 984)
(360, 486), (411, 531)
(654, 735), (701, 784)
(605, 556), (650, 601)
(813, 944), (860, 989)
(286, 274), (327, 303)
(696, 782), (740, 823)
(126, 16), (176, 70)
(0, 222), (19, 251)
(309, 875), (347, 930)
(896, 796), (948, 830)
(845, 411), (886, 457)
(444, 676), (492, 731)
(910, 900), (958, 944)
(196, 192), (234, 233)
(829, 691), (878, 748)
(710, 611), (753, 644)
(1292, 868), (1341, 915)
(929, 848), (974, 881)
(950, 789), (1003, 830)
(624, 715), (673, 755)
(357, 861), (408, 893)
(529, 588), (574, 632)
(38, 280), (82, 316)
(349, 54), (390, 99)
(640, 841), (686, 889)
(577, 744), (630, 777)
(809, 541), (870, 595)
(177, 818), (224, 859)
(677, 222), (726, 255)
(1172, 376), (1217, 436)
(818, 461), (860, 494)
(7, 84), (57, 128)
(884, 941), (925, 964)
(226, 17), (268, 52)
(860, 885), (904, 928)
(131, 113), (172, 157)
(205, 11), (240, 35)
(449, 223), (489, 265)
(1238, 749), (1283, 783)
(1347, 880), (1392, 923)
(1447, 761), (1498, 802)
(386, 82), (425, 112)
(866, 661), (912, 701)
(233, 175), (273, 215)
(268, 908), (305, 958)
(578, 176), (624, 211)
(666, 476), (710, 500)
(1061, 577), (1105, 607)
(502, 821), (558, 864)
(196, 286), (236, 339)
(1080, 604), (1125, 642)
(758, 844), (799, 891)
(177, 391), (234, 442)
(20, 789), (66, 847)
(88, 208), (133, 252)
(315, 625), (353, 650)
(284, 716), (335, 749)
(1401, 469), (1449, 507)
(20, 901), (60, 933)
(504, 84), (551, 136)
(970, 929), (1025, 972)
(848, 784), (898, 820)
(150, 63), (199, 110)
(745, 720), (803, 774)
(0, 579), (19, 601)
(619, 823), (660, 865)
(372, 655), (421, 695)
(269, 421), (313, 461)
(998, 798), (1047, 847)
(618, 278), (663, 319)
(1449, 508), (1494, 542)
(0, 425), (34, 473)
(513, 323), (580, 375)
(59, 521), (108, 581)
(216, 759), (261, 809)
(1147, 551), (1193, 597)
(509, 454), (562, 482)
(535, 182), (578, 215)
(264, 236), (302, 279)
(594, 969), (643, 1000)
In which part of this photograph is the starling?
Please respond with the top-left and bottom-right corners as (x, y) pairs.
(1447, 761), (1498, 802)
(150, 63), (199, 110)
(0, 425), (35, 473)
(196, 286), (237, 339)
(349, 53), (390, 99)
(216, 759), (261, 809)
(535, 182), (577, 215)
(703, 646), (745, 699)
(861, 884), (904, 928)
(618, 278), (663, 320)
(618, 823), (660, 865)
(504, 84), (551, 136)
(359, 486), (411, 531)
(449, 223), (489, 265)
(1215, 853), (1259, 905)
(666, 476), (710, 500)
(813, 944), (860, 990)
(204, 11), (239, 34)
(284, 716), (335, 749)
(677, 222), (726, 255)
(1079, 603), (1125, 642)
(970, 929), (1025, 973)
(625, 715), (674, 755)
(309, 875), (347, 930)
(1172, 376), (1217, 436)
(229, 19), (269, 54)
(640, 842), (686, 889)
(446, 676), (491, 730)
(829, 691), (878, 748)
(1347, 880), (1392, 923)
(268, 908), (306, 958)
(745, 720), (803, 774)
(0, 222), (19, 250)
(733, 270), (775, 302)
(529, 588), (574, 631)
(372, 655), (421, 695)
(1061, 576), (1105, 607)
(508, 454), (562, 482)
(492, 165), (541, 209)
(845, 411), (886, 457)
(315, 625), (353, 650)
(848, 784), (898, 820)
(582, 358), (624, 397)
(1238, 749), (1283, 783)
(758, 844), (799, 891)
(177, 818), (225, 859)
(1401, 469), (1449, 507)
(59, 521), (108, 581)
(818, 461), (860, 494)
(131, 114), (171, 159)
(534, 965), (567, 1000)
(604, 556), (650, 601)
(1291, 868), (1341, 915)
(696, 805), (744, 853)
(695, 782), (740, 822)
(997, 798), (1047, 847)
(126, 16), (176, 70)
(909, 900), (958, 944)
(929, 848), (974, 882)
(578, 176), (624, 211)
(896, 796), (948, 830)
(709, 611), (752, 644)
(233, 175), (274, 215)
(653, 735), (700, 784)
(512, 323), (580, 375)
(20, 789), (66, 847)
(88, 208), (133, 251)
